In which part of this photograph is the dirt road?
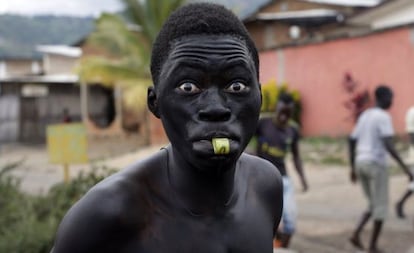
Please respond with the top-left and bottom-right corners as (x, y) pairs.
(290, 165), (414, 253)
(1, 143), (413, 253)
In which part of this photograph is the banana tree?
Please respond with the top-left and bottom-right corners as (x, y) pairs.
(78, 0), (186, 144)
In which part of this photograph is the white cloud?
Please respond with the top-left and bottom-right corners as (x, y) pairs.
(0, 0), (124, 17)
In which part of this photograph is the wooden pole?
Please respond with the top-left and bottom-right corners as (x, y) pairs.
(63, 163), (70, 183)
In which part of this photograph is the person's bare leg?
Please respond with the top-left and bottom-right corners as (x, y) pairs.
(396, 190), (412, 218)
(368, 220), (383, 253)
(273, 230), (282, 248)
(350, 211), (371, 249)
(278, 233), (292, 248)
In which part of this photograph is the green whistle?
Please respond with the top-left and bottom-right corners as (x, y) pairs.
(212, 138), (230, 155)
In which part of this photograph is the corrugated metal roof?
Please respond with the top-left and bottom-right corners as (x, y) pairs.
(36, 45), (82, 57)
(304, 0), (383, 7)
(256, 9), (341, 21)
(0, 74), (79, 84)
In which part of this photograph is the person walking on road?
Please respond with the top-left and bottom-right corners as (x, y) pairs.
(348, 85), (413, 253)
(255, 92), (308, 249)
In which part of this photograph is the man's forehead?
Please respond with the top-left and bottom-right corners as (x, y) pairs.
(168, 34), (252, 61)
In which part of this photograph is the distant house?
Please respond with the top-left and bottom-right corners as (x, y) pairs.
(348, 0), (414, 30)
(243, 0), (380, 50)
(247, 0), (414, 136)
(0, 45), (114, 143)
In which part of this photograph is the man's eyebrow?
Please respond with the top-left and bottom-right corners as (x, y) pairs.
(170, 57), (252, 71)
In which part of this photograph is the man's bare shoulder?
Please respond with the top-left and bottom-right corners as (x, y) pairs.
(238, 153), (283, 198)
(239, 152), (282, 181)
(52, 149), (167, 253)
(238, 153), (283, 214)
(87, 148), (166, 208)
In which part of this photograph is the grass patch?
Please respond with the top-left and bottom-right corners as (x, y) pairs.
(301, 136), (348, 165)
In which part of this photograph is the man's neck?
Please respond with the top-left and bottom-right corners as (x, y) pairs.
(167, 146), (237, 215)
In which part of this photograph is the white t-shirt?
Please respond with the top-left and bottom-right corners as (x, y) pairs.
(351, 107), (394, 165)
(406, 106), (414, 133)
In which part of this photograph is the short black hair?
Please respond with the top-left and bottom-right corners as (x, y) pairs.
(150, 2), (259, 86)
(278, 92), (294, 105)
(375, 85), (393, 102)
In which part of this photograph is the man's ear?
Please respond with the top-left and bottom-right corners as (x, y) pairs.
(147, 86), (160, 118)
(258, 83), (263, 103)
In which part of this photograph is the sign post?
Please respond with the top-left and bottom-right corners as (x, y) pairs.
(47, 123), (88, 183)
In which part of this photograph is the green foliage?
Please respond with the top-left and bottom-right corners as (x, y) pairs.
(301, 137), (348, 165)
(122, 0), (185, 44)
(0, 163), (116, 253)
(79, 0), (186, 115)
(260, 80), (302, 125)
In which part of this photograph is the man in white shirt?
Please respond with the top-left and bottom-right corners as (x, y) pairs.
(348, 85), (413, 253)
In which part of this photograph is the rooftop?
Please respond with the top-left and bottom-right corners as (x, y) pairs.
(36, 45), (82, 58)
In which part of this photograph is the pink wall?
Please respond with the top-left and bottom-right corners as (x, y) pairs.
(259, 27), (414, 136)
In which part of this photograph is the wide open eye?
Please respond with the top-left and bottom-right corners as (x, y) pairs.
(225, 81), (249, 93)
(177, 82), (201, 94)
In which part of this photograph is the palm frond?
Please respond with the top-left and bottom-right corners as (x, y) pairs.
(121, 79), (152, 113)
(78, 0), (185, 115)
(78, 57), (148, 86)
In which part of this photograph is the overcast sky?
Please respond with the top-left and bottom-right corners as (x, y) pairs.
(0, 0), (383, 17)
(0, 0), (124, 17)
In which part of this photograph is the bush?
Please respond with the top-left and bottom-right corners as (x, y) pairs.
(260, 80), (302, 125)
(0, 163), (116, 253)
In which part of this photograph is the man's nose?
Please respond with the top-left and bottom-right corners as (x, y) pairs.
(198, 88), (231, 122)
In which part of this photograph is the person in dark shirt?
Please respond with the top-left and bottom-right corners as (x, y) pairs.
(255, 92), (308, 248)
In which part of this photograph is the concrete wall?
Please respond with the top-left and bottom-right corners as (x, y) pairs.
(1, 59), (41, 76)
(44, 54), (78, 75)
(259, 26), (414, 136)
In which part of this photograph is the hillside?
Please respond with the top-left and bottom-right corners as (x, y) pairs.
(0, 0), (270, 60)
(0, 15), (94, 59)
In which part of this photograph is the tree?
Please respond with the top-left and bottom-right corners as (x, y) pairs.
(78, 0), (186, 142)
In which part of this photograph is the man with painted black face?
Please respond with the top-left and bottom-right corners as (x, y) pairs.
(348, 85), (413, 253)
(50, 3), (283, 253)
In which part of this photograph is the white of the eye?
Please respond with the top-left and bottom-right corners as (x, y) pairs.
(180, 83), (197, 92)
(229, 82), (246, 92)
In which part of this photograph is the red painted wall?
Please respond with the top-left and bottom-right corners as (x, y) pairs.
(259, 27), (414, 136)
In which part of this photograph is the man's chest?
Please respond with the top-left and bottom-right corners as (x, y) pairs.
(258, 123), (294, 156)
(119, 202), (274, 253)
(264, 126), (293, 146)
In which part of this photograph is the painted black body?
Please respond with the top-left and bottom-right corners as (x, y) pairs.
(51, 31), (282, 253)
